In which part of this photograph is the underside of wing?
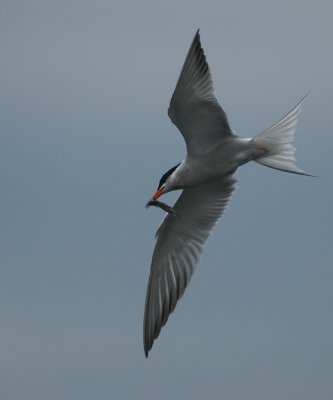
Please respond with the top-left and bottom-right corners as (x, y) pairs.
(168, 30), (234, 155)
(143, 174), (237, 357)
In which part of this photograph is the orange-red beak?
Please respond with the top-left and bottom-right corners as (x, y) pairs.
(152, 187), (165, 200)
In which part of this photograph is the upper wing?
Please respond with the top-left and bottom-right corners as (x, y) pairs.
(168, 30), (234, 156)
(143, 175), (237, 357)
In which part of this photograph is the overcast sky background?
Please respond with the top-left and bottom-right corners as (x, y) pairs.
(1, 1), (332, 399)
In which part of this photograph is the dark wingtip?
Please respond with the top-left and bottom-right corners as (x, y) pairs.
(144, 344), (149, 358)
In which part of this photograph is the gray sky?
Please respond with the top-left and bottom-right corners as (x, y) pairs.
(1, 1), (332, 399)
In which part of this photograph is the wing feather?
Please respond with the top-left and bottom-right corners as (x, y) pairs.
(143, 175), (237, 357)
(168, 30), (235, 155)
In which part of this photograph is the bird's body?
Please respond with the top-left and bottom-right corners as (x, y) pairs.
(144, 30), (313, 357)
(170, 137), (260, 188)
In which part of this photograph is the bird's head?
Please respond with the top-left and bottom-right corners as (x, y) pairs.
(151, 163), (181, 200)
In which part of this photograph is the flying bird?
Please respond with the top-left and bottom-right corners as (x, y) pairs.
(144, 30), (313, 357)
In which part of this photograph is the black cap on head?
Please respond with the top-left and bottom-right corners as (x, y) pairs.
(158, 163), (180, 189)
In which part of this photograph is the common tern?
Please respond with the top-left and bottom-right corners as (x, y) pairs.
(144, 30), (313, 357)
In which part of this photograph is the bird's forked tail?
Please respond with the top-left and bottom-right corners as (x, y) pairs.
(251, 96), (314, 176)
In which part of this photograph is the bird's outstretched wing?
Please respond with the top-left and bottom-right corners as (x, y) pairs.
(144, 175), (237, 357)
(168, 30), (235, 156)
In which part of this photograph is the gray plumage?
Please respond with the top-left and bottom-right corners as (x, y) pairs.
(144, 30), (312, 357)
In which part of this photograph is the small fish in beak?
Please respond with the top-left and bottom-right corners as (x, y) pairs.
(146, 199), (178, 217)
